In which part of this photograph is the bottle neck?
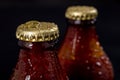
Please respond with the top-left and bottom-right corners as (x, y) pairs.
(65, 18), (97, 38)
(12, 40), (68, 80)
(64, 19), (98, 44)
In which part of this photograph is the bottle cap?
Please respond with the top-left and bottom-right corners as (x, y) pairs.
(65, 6), (98, 20)
(16, 20), (59, 42)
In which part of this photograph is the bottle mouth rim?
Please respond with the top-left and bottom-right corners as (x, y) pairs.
(66, 19), (96, 25)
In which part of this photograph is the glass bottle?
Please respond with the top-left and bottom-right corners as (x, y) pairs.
(10, 21), (68, 80)
(58, 6), (114, 80)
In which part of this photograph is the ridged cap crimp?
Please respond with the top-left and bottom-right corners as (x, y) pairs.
(16, 20), (59, 42)
(65, 6), (98, 20)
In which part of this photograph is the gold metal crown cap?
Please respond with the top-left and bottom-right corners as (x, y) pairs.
(16, 20), (59, 42)
(65, 6), (98, 20)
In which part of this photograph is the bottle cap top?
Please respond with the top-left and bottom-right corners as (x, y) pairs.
(65, 6), (98, 20)
(16, 20), (59, 42)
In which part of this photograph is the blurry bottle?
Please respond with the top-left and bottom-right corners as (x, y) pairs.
(58, 6), (114, 80)
(10, 21), (68, 80)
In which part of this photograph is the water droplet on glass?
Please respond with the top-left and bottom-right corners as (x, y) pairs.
(78, 36), (81, 39)
(81, 45), (84, 48)
(25, 75), (31, 80)
(28, 59), (32, 67)
(105, 60), (109, 64)
(101, 56), (105, 60)
(94, 49), (99, 52)
(86, 66), (90, 70)
(77, 40), (80, 42)
(96, 41), (99, 45)
(40, 75), (43, 78)
(96, 62), (101, 67)
(85, 60), (89, 63)
(98, 71), (102, 75)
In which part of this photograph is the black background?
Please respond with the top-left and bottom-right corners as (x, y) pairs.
(0, 0), (120, 80)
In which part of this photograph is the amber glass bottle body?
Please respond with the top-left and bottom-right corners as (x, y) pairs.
(58, 19), (114, 80)
(11, 40), (68, 80)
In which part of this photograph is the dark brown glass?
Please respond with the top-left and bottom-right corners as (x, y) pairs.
(10, 40), (68, 80)
(58, 19), (114, 80)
